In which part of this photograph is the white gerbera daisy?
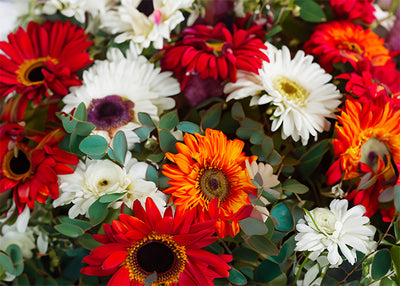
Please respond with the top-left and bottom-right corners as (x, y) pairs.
(224, 43), (342, 145)
(294, 199), (377, 267)
(101, 0), (194, 53)
(54, 154), (168, 218)
(62, 45), (179, 148)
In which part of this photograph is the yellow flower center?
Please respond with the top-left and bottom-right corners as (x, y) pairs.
(337, 41), (364, 62)
(273, 76), (308, 105)
(16, 57), (57, 86)
(205, 40), (225, 52)
(196, 167), (231, 202)
(2, 149), (32, 181)
(125, 232), (187, 285)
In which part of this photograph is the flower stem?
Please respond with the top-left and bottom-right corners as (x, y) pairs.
(294, 252), (311, 285)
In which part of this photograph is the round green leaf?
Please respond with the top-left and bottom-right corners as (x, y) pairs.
(75, 121), (95, 136)
(112, 130), (128, 164)
(176, 121), (202, 134)
(58, 113), (77, 134)
(159, 110), (179, 130)
(146, 165), (158, 185)
(99, 193), (126, 203)
(159, 130), (178, 154)
(54, 223), (84, 238)
(247, 236), (279, 256)
(138, 112), (155, 127)
(74, 102), (87, 121)
(231, 102), (245, 121)
(254, 260), (282, 282)
(282, 179), (309, 194)
(6, 244), (23, 276)
(201, 103), (223, 129)
(294, 0), (326, 23)
(232, 247), (259, 263)
(371, 249), (391, 280)
(228, 268), (247, 285)
(239, 217), (268, 236)
(79, 135), (108, 156)
(88, 200), (109, 225)
(270, 203), (294, 232)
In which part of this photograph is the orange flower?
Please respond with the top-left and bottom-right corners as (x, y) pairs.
(327, 99), (400, 185)
(303, 21), (390, 72)
(162, 129), (257, 237)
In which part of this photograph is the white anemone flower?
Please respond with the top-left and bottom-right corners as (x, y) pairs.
(62, 45), (179, 149)
(101, 0), (194, 53)
(295, 199), (377, 267)
(54, 154), (168, 218)
(224, 43), (342, 145)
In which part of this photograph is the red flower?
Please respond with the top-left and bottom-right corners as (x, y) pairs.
(330, 0), (376, 24)
(337, 59), (400, 107)
(303, 21), (390, 72)
(81, 198), (232, 285)
(161, 22), (269, 88)
(0, 126), (78, 212)
(0, 20), (93, 104)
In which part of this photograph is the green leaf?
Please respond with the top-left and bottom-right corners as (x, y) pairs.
(298, 139), (330, 177)
(371, 249), (391, 280)
(250, 131), (264, 145)
(57, 113), (77, 134)
(112, 131), (128, 164)
(201, 103), (223, 130)
(239, 217), (268, 236)
(270, 203), (294, 232)
(231, 102), (245, 121)
(134, 126), (155, 141)
(232, 248), (259, 263)
(146, 165), (158, 185)
(54, 224), (84, 238)
(0, 252), (14, 273)
(5, 244), (23, 276)
(75, 121), (95, 137)
(254, 260), (282, 282)
(228, 268), (247, 285)
(176, 121), (202, 134)
(282, 179), (309, 194)
(294, 0), (326, 23)
(99, 193), (126, 203)
(159, 110), (179, 130)
(69, 132), (86, 156)
(262, 137), (274, 155)
(394, 185), (400, 212)
(268, 235), (296, 264)
(391, 245), (400, 283)
(58, 217), (92, 231)
(247, 236), (279, 256)
(138, 112), (155, 127)
(74, 102), (87, 121)
(13, 274), (30, 286)
(267, 150), (282, 166)
(159, 130), (178, 153)
(79, 135), (108, 156)
(88, 200), (108, 225)
(77, 233), (102, 250)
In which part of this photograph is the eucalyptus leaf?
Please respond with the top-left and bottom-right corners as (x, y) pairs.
(294, 0), (326, 23)
(201, 103), (223, 130)
(228, 268), (247, 285)
(231, 102), (245, 121)
(159, 110), (179, 130)
(159, 129), (178, 153)
(6, 244), (23, 276)
(254, 260), (282, 282)
(75, 121), (95, 137)
(74, 102), (87, 121)
(99, 193), (126, 203)
(239, 217), (268, 236)
(270, 203), (294, 232)
(54, 224), (84, 238)
(138, 112), (155, 127)
(371, 249), (391, 280)
(112, 130), (128, 164)
(282, 179), (309, 194)
(79, 135), (108, 156)
(247, 236), (279, 256)
(146, 165), (158, 185)
(176, 121), (202, 134)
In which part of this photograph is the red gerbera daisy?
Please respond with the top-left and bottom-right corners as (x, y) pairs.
(0, 126), (78, 212)
(81, 198), (232, 285)
(0, 20), (93, 104)
(337, 59), (400, 107)
(161, 22), (269, 88)
(330, 0), (376, 24)
(303, 21), (391, 72)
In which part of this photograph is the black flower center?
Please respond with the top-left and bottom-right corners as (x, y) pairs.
(28, 66), (45, 83)
(198, 168), (230, 202)
(136, 242), (175, 274)
(86, 95), (135, 132)
(137, 0), (154, 16)
(10, 150), (30, 175)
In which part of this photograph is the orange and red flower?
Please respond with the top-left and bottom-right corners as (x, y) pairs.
(162, 128), (257, 238)
(0, 126), (78, 212)
(161, 22), (269, 88)
(0, 20), (93, 104)
(330, 0), (376, 24)
(81, 198), (232, 285)
(326, 99), (400, 219)
(303, 21), (390, 72)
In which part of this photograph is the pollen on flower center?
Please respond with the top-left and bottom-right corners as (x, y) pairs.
(274, 76), (308, 104)
(197, 168), (231, 202)
(340, 41), (363, 54)
(125, 232), (187, 284)
(3, 149), (32, 181)
(206, 40), (225, 53)
(86, 95), (135, 132)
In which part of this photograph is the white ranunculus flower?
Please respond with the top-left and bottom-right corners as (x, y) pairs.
(295, 199), (377, 267)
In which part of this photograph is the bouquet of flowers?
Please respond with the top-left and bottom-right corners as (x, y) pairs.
(0, 0), (400, 285)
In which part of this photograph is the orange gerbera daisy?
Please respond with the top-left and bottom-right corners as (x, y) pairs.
(162, 128), (257, 237)
(303, 21), (390, 72)
(326, 98), (400, 185)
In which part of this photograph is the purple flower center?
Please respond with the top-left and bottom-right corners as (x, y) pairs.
(87, 95), (135, 131)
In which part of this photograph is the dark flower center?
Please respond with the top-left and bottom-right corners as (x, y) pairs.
(198, 168), (230, 202)
(86, 95), (135, 132)
(137, 0), (154, 16)
(3, 149), (32, 180)
(137, 242), (174, 273)
(28, 66), (45, 83)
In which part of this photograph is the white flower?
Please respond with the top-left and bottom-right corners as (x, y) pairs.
(101, 0), (194, 53)
(295, 199), (377, 267)
(224, 43), (342, 145)
(54, 155), (168, 218)
(62, 45), (179, 149)
(0, 1), (18, 41)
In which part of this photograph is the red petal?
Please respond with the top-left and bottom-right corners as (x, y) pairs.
(102, 251), (127, 270)
(108, 266), (131, 286)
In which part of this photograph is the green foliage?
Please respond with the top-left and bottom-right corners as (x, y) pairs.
(371, 249), (392, 280)
(294, 0), (327, 23)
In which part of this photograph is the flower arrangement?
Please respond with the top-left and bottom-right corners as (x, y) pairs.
(0, 0), (399, 285)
